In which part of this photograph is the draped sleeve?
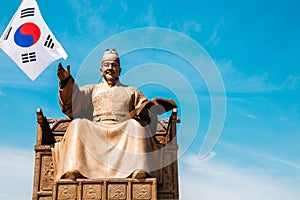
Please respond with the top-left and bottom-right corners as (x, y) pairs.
(58, 76), (94, 120)
(130, 88), (157, 127)
(131, 88), (148, 111)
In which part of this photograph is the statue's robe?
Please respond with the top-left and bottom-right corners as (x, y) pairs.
(53, 77), (161, 180)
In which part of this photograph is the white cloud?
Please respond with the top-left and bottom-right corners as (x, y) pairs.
(139, 4), (157, 26)
(65, 0), (126, 41)
(207, 19), (224, 46)
(202, 151), (217, 161)
(67, 0), (108, 33)
(236, 107), (258, 119)
(180, 153), (300, 200)
(220, 142), (300, 170)
(1, 145), (299, 200)
(120, 0), (128, 17)
(0, 146), (34, 200)
(243, 113), (257, 119)
(168, 20), (202, 36)
(279, 75), (300, 90)
(181, 20), (202, 33)
(218, 60), (300, 93)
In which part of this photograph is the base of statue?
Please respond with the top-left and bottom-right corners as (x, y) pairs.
(51, 178), (157, 200)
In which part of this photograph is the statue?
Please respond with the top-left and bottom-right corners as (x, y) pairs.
(53, 49), (176, 181)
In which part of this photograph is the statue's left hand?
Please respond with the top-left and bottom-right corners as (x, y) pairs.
(57, 62), (71, 81)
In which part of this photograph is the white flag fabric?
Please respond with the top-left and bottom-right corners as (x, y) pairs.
(0, 0), (67, 81)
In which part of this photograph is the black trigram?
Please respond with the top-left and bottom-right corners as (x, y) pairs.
(22, 52), (37, 63)
(3, 27), (12, 40)
(21, 7), (35, 18)
(44, 35), (54, 49)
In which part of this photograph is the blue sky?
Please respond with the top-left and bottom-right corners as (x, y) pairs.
(1, 0), (300, 199)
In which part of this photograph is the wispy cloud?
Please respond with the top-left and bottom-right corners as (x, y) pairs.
(67, 0), (108, 33)
(240, 112), (258, 119)
(0, 146), (34, 199)
(218, 60), (300, 93)
(207, 19), (224, 46)
(200, 151), (217, 161)
(180, 153), (300, 200)
(168, 20), (202, 35)
(279, 75), (300, 90)
(219, 141), (300, 170)
(181, 20), (202, 33)
(65, 0), (127, 42)
(119, 0), (128, 17)
(243, 113), (257, 119)
(138, 4), (157, 26)
(235, 107), (258, 119)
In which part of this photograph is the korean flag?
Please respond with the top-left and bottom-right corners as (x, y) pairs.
(0, 0), (68, 81)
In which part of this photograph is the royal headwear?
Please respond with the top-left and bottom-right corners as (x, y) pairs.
(101, 49), (120, 66)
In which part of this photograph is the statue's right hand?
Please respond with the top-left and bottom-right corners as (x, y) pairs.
(57, 62), (70, 81)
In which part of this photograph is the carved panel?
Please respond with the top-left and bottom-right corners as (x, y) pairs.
(162, 153), (173, 190)
(132, 183), (152, 200)
(57, 184), (77, 200)
(53, 179), (158, 200)
(39, 196), (52, 200)
(108, 183), (127, 199)
(53, 134), (64, 143)
(40, 155), (54, 191)
(52, 121), (71, 132)
(82, 183), (102, 199)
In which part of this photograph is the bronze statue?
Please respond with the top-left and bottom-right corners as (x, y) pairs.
(53, 49), (176, 181)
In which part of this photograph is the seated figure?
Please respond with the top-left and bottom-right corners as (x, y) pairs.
(53, 49), (176, 181)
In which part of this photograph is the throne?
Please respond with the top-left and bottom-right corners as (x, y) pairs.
(32, 108), (180, 200)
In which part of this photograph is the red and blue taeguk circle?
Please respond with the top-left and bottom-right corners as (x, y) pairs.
(14, 22), (41, 48)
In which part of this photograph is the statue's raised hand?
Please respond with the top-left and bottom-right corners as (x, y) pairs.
(57, 62), (70, 81)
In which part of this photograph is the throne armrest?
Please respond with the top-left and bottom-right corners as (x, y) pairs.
(155, 108), (180, 145)
(51, 118), (72, 143)
(36, 108), (55, 145)
(36, 108), (72, 145)
(36, 107), (180, 146)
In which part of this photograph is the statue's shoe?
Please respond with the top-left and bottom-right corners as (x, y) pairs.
(61, 170), (85, 181)
(131, 169), (149, 179)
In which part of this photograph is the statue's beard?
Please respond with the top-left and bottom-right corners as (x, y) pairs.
(104, 75), (119, 86)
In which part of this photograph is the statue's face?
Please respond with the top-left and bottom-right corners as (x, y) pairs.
(101, 60), (121, 85)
